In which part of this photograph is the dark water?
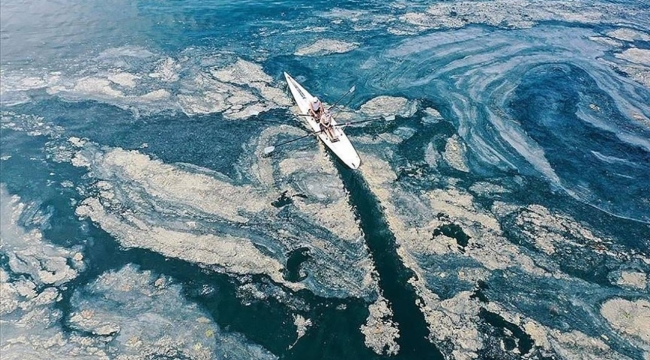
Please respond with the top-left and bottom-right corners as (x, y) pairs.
(2, 0), (650, 359)
(338, 163), (444, 359)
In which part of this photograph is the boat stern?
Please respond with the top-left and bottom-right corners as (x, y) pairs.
(348, 154), (361, 169)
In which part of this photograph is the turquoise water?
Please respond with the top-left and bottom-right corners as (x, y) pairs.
(2, 0), (650, 359)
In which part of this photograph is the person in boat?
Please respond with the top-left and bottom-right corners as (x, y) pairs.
(319, 111), (338, 141)
(309, 97), (324, 120)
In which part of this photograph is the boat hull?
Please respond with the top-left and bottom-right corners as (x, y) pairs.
(284, 72), (361, 169)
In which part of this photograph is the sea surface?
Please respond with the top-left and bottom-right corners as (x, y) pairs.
(1, 0), (649, 359)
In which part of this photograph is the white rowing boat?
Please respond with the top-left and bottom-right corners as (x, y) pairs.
(284, 72), (361, 169)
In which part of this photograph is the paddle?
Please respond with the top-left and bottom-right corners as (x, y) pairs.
(263, 117), (383, 156)
(263, 130), (324, 156)
(337, 118), (380, 127)
(327, 85), (356, 111)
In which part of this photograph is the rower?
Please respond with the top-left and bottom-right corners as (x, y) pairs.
(309, 97), (324, 120)
(319, 112), (338, 142)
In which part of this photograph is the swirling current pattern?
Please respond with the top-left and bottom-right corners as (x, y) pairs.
(358, 25), (650, 223)
(1, 0), (649, 359)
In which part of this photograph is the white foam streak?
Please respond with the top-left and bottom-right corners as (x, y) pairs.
(108, 72), (140, 88)
(360, 295), (400, 355)
(487, 112), (562, 185)
(590, 151), (637, 166)
(607, 28), (650, 42)
(2, 50), (290, 120)
(359, 96), (417, 120)
(98, 46), (155, 59)
(70, 265), (278, 359)
(355, 150), (644, 359)
(0, 186), (83, 286)
(383, 25), (650, 198)
(399, 0), (650, 33)
(616, 48), (650, 66)
(0, 188), (277, 359)
(66, 136), (376, 298)
(294, 39), (359, 56)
